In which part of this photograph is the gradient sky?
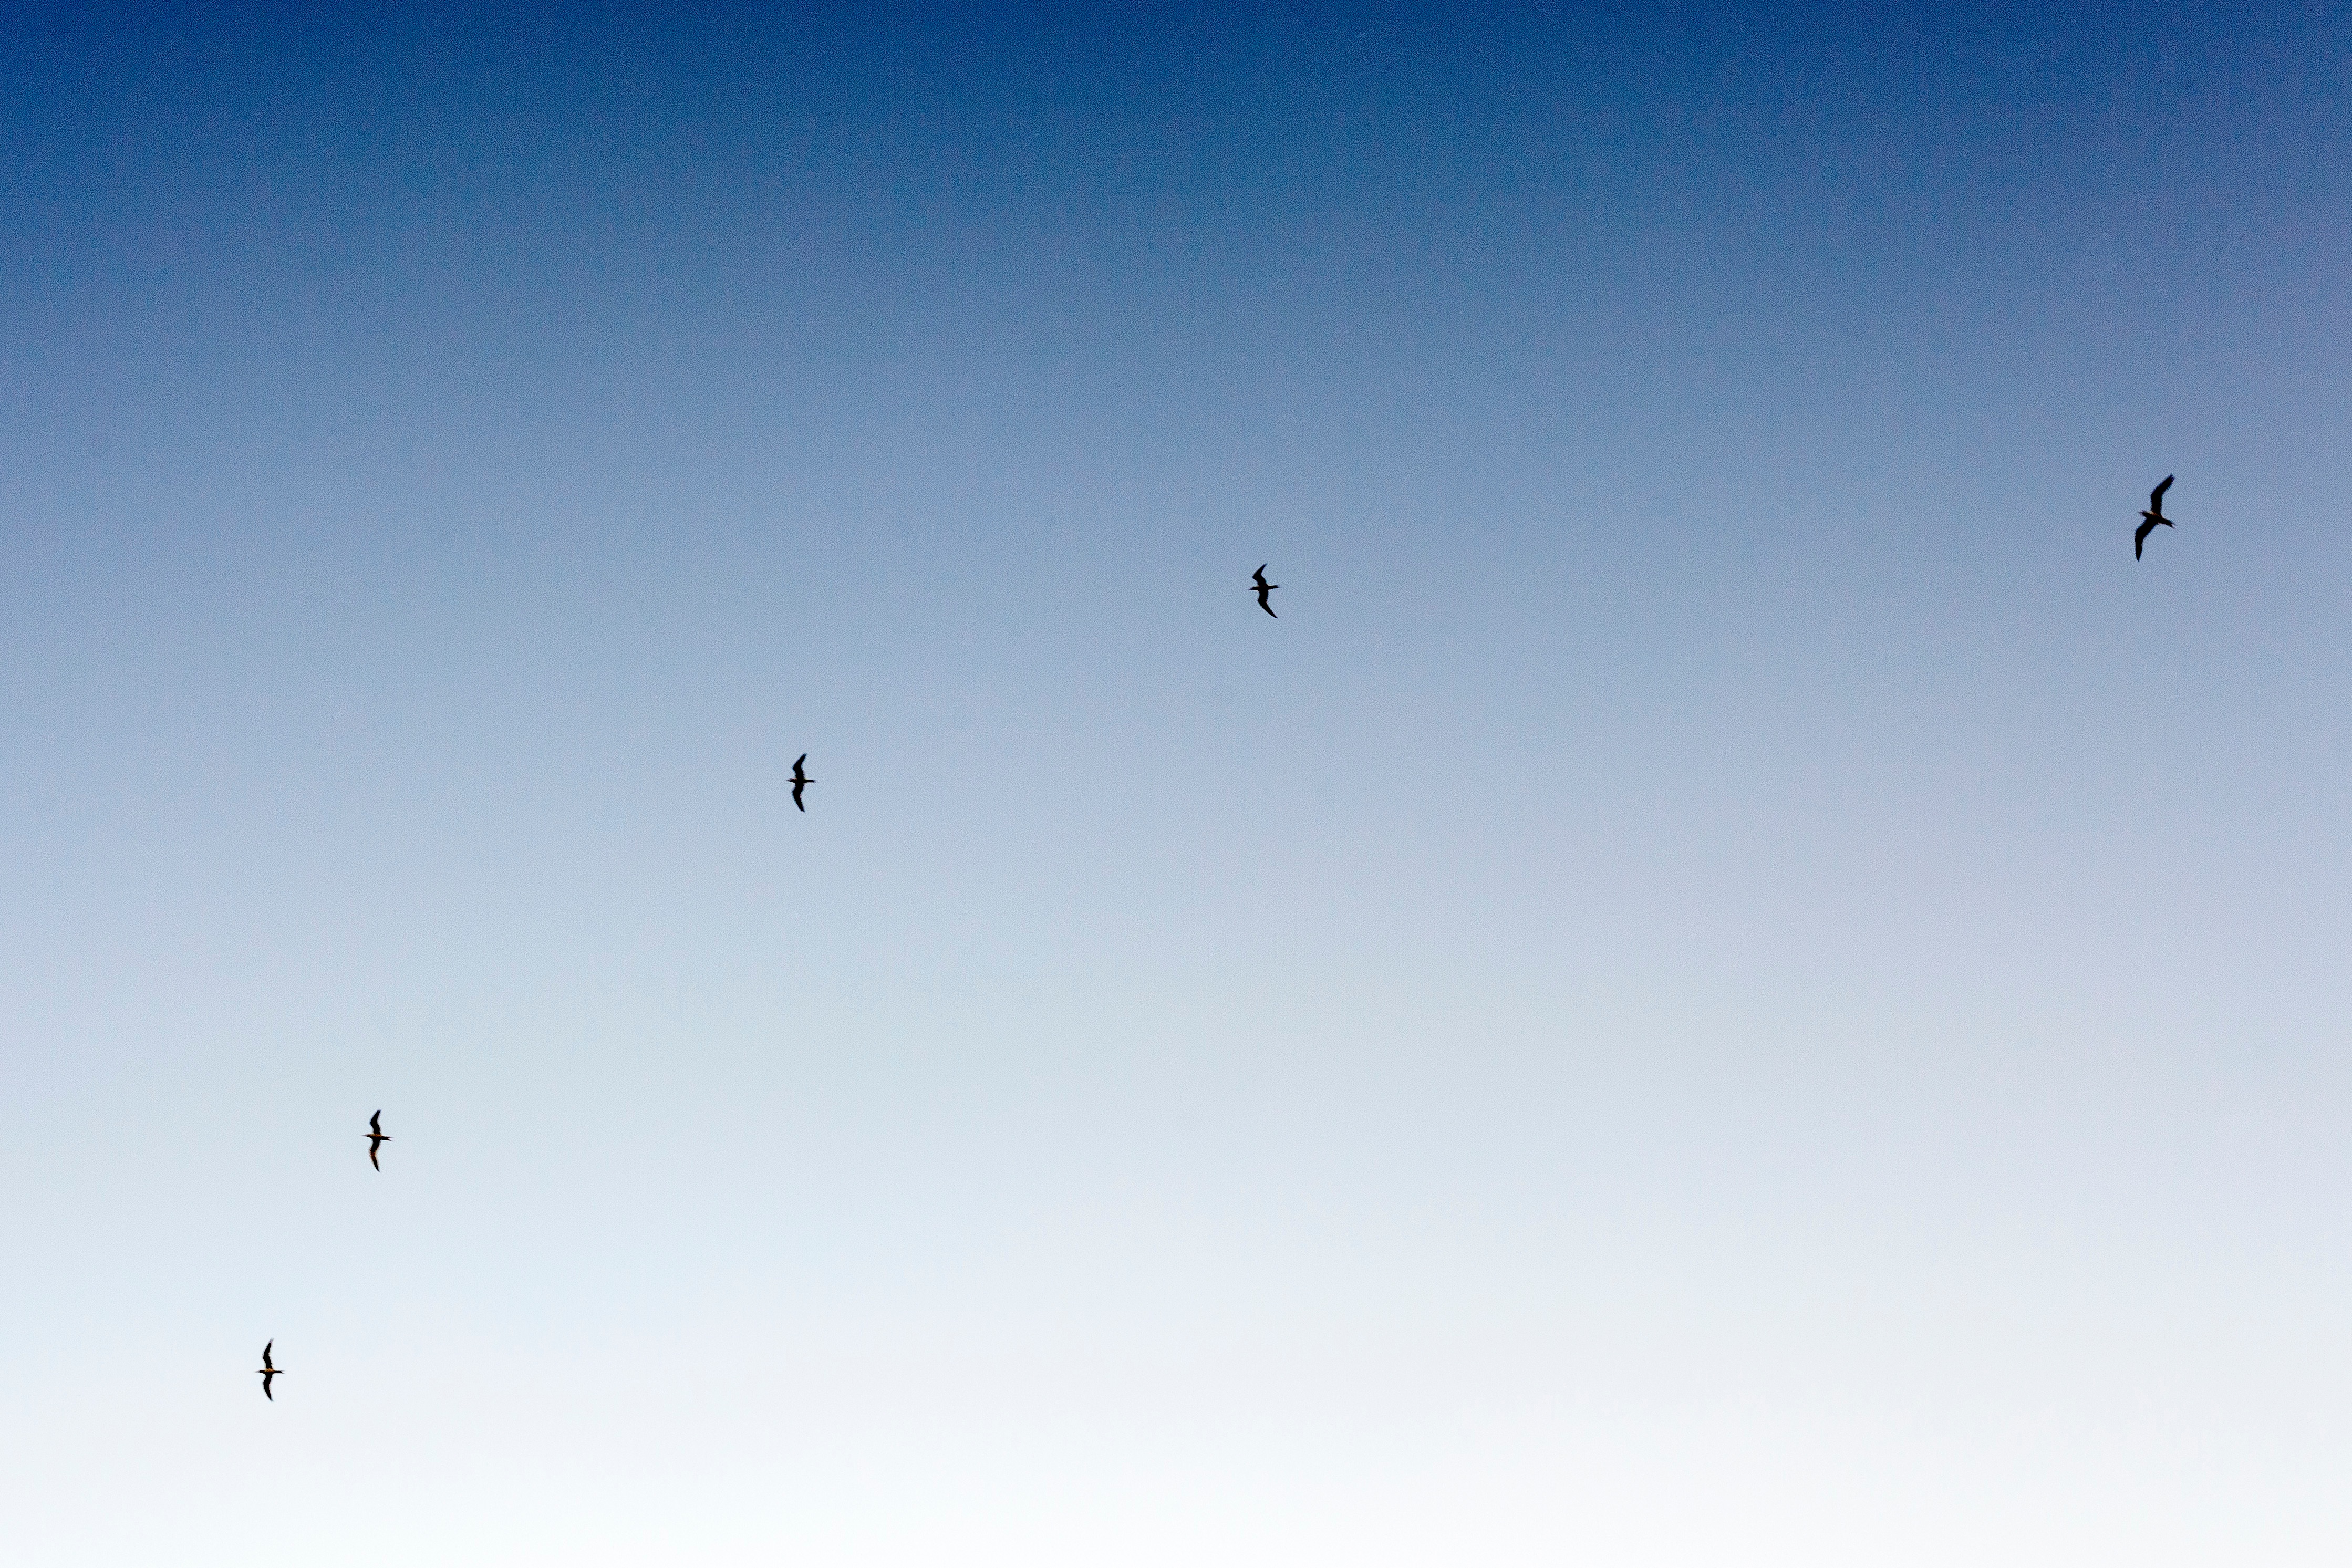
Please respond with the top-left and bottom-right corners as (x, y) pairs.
(4, 4), (2350, 1563)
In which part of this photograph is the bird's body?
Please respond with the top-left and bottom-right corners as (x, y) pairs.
(257, 1341), (280, 1401)
(2135, 474), (2175, 559)
(366, 1110), (390, 1171)
(1252, 565), (1279, 617)
(791, 753), (813, 812)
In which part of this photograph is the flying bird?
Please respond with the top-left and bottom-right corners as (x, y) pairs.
(2135, 475), (2175, 559)
(1252, 565), (1279, 618)
(257, 1341), (281, 1401)
(791, 753), (813, 812)
(366, 1110), (390, 1171)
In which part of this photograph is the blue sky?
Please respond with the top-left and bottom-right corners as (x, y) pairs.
(4, 5), (2350, 1562)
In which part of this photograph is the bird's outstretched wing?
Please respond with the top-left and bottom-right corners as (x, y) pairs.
(792, 783), (806, 811)
(2135, 517), (2156, 558)
(262, 1376), (273, 1400)
(262, 1341), (273, 1367)
(370, 1111), (382, 1135)
(369, 1145), (381, 1170)
(2150, 475), (2173, 511)
(1252, 565), (1268, 588)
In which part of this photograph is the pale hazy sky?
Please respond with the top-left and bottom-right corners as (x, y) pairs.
(4, 5), (2350, 1563)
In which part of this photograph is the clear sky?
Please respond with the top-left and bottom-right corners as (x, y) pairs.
(4, 4), (2349, 1562)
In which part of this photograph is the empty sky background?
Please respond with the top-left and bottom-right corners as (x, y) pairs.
(4, 3), (2350, 1562)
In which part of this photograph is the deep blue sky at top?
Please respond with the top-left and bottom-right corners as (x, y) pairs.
(10, 1), (2343, 471)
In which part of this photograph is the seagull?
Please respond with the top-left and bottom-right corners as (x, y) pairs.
(791, 753), (813, 812)
(1252, 565), (1279, 618)
(2135, 475), (2175, 559)
(366, 1110), (390, 1171)
(257, 1341), (281, 1401)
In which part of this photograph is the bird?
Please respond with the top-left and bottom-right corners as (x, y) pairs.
(2135, 475), (2175, 559)
(366, 1110), (390, 1171)
(791, 753), (813, 812)
(1252, 565), (1279, 617)
(257, 1341), (281, 1401)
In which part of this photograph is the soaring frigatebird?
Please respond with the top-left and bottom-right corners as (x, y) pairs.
(2136, 475), (2175, 560)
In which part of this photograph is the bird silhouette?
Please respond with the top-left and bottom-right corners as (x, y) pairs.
(791, 753), (813, 812)
(257, 1341), (281, 1401)
(2135, 475), (2175, 559)
(366, 1110), (390, 1171)
(1252, 565), (1279, 617)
